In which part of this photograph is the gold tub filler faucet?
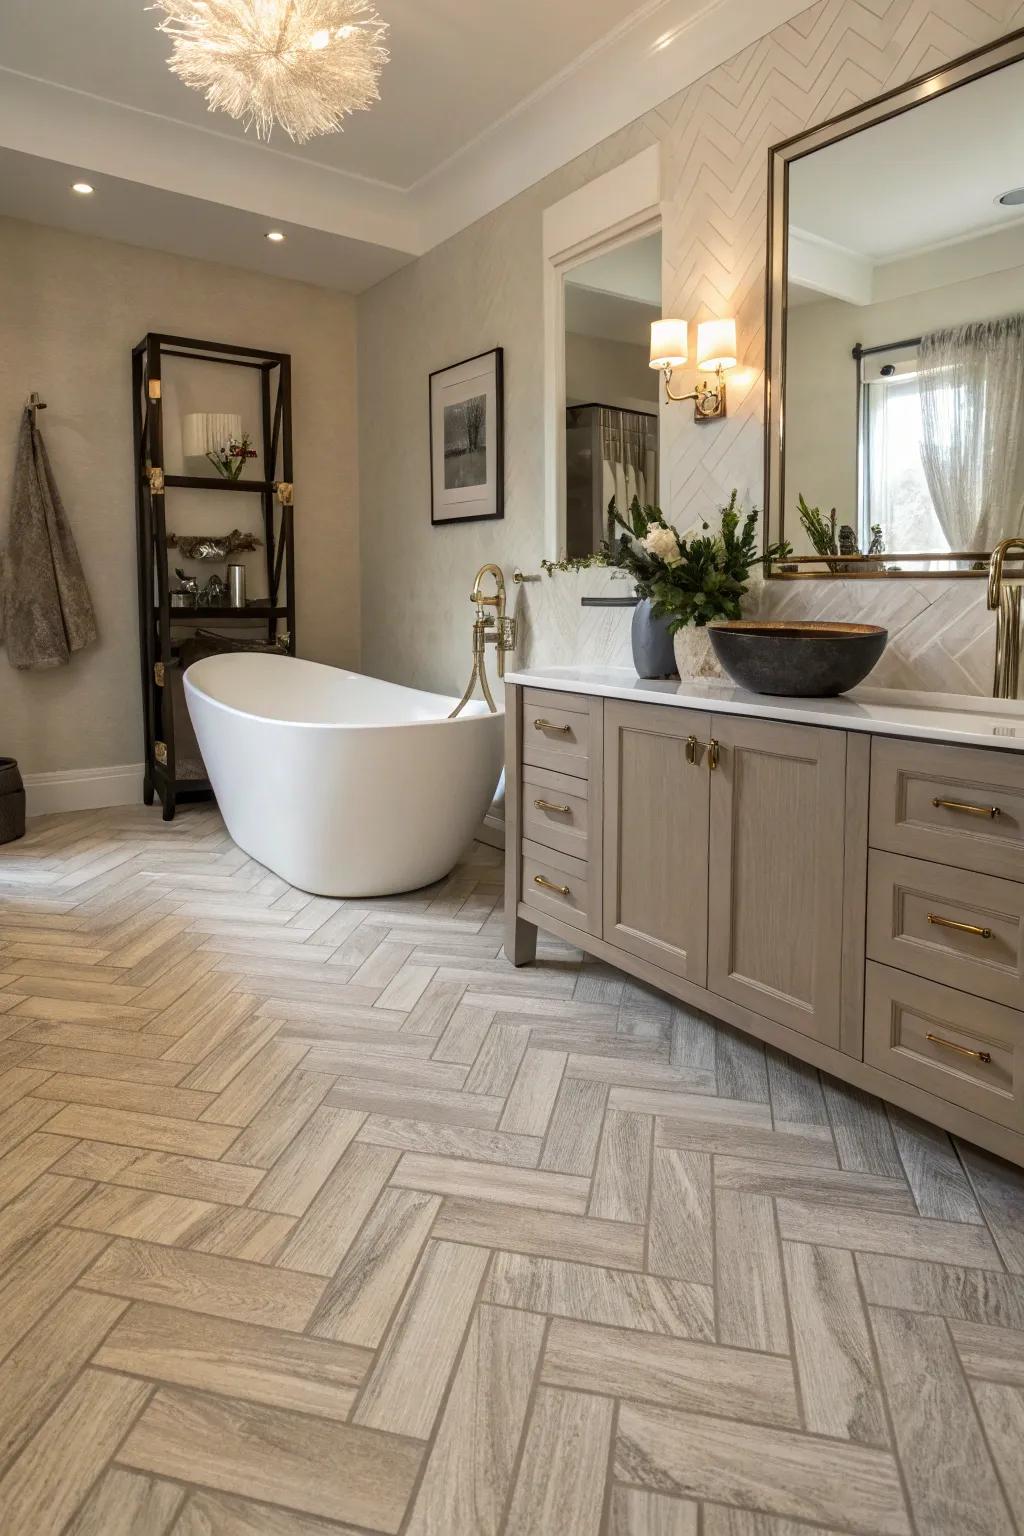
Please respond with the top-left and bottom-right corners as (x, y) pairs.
(988, 537), (1024, 699)
(449, 564), (517, 718)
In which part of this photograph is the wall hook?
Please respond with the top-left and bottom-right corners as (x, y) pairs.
(26, 392), (47, 426)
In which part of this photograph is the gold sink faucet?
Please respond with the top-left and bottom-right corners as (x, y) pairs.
(987, 537), (1024, 699)
(449, 564), (518, 718)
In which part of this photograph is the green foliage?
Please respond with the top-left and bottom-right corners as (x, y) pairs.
(540, 552), (608, 576)
(797, 493), (887, 571)
(797, 493), (840, 569)
(601, 491), (791, 632)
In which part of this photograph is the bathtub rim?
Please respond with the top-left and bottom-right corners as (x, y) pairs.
(183, 654), (504, 734)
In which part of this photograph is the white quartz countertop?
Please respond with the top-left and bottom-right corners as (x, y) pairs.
(504, 666), (1024, 753)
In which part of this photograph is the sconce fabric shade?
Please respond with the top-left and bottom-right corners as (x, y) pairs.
(183, 412), (243, 458)
(697, 319), (737, 371)
(650, 319), (689, 370)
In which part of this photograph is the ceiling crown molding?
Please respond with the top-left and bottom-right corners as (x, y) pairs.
(408, 0), (812, 251)
(0, 0), (809, 288)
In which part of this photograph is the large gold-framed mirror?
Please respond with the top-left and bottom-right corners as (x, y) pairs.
(765, 29), (1024, 578)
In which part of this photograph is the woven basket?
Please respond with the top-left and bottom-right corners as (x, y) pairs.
(0, 758), (26, 845)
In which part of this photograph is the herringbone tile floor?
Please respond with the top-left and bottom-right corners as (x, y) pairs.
(0, 806), (1022, 1535)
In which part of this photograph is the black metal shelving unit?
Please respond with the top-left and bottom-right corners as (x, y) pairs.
(132, 333), (295, 821)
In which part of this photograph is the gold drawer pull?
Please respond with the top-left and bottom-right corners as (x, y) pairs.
(926, 1032), (992, 1065)
(932, 797), (1001, 819)
(534, 874), (570, 897)
(927, 913), (993, 939)
(534, 798), (571, 814)
(534, 719), (571, 735)
(686, 735), (698, 764)
(707, 739), (720, 771)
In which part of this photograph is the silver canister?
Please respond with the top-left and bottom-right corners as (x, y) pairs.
(227, 564), (246, 609)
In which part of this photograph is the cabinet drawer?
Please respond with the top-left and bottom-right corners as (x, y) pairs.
(865, 961), (1023, 1131)
(867, 850), (1024, 1009)
(521, 839), (597, 935)
(523, 690), (591, 778)
(870, 737), (1024, 881)
(522, 765), (591, 861)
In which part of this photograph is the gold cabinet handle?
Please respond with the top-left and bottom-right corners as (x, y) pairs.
(534, 719), (571, 735)
(534, 798), (571, 814)
(932, 797), (1001, 819)
(685, 734), (698, 764)
(534, 874), (570, 896)
(927, 913), (993, 940)
(707, 739), (720, 771)
(926, 1032), (992, 1065)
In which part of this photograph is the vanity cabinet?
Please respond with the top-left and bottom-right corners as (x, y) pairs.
(705, 716), (847, 1047)
(506, 680), (1024, 1166)
(601, 703), (846, 1042)
(603, 701), (710, 984)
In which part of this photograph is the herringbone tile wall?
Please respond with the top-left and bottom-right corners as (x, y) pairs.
(654, 0), (1024, 694)
(1, 804), (1023, 1533)
(360, 0), (1024, 699)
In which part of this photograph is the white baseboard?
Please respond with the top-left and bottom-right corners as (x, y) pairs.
(24, 762), (146, 817)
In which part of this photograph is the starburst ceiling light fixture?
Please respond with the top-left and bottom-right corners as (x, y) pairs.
(150, 0), (390, 144)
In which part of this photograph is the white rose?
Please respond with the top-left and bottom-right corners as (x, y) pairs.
(643, 525), (682, 566)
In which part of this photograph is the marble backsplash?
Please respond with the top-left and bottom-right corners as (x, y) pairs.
(515, 567), (997, 696)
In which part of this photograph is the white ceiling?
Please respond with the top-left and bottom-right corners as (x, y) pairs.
(0, 0), (810, 292)
(790, 56), (1024, 263)
(568, 232), (662, 306)
(565, 286), (661, 346)
(0, 0), (653, 189)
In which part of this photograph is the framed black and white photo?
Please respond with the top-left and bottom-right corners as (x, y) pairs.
(429, 348), (504, 525)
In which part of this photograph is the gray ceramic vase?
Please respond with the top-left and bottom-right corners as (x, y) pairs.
(631, 598), (678, 678)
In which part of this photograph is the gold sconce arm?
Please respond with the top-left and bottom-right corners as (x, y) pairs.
(660, 366), (727, 421)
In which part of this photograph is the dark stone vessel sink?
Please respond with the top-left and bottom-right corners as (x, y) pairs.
(707, 620), (888, 697)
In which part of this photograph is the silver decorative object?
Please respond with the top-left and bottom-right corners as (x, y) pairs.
(199, 573), (227, 607)
(227, 564), (246, 608)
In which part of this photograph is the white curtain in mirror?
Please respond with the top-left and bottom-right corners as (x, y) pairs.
(600, 408), (656, 513)
(917, 314), (1024, 550)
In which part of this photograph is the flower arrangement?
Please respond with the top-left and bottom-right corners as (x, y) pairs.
(207, 433), (258, 482)
(600, 491), (791, 632)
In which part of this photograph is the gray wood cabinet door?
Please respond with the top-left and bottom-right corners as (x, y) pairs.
(603, 700), (711, 984)
(706, 715), (847, 1046)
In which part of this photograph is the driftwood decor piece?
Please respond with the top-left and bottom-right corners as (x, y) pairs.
(165, 529), (261, 561)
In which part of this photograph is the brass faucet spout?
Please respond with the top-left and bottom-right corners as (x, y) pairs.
(449, 565), (519, 718)
(988, 537), (1024, 699)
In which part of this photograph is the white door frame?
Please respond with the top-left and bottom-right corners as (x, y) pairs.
(542, 143), (663, 558)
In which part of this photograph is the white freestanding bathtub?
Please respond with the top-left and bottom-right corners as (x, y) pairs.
(184, 652), (504, 897)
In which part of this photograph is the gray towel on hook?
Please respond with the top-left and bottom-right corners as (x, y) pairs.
(1, 407), (98, 669)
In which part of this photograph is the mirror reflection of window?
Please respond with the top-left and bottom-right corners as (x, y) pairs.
(562, 231), (661, 557)
(859, 344), (949, 562)
(778, 52), (1024, 570)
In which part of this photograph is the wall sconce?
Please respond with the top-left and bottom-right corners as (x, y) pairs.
(650, 317), (737, 421)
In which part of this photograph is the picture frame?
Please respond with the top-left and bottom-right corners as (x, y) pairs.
(429, 347), (504, 525)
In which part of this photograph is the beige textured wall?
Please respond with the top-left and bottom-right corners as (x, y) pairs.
(0, 217), (358, 775)
(565, 334), (659, 413)
(359, 0), (1024, 699)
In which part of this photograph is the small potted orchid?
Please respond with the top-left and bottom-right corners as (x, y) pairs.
(604, 492), (791, 679)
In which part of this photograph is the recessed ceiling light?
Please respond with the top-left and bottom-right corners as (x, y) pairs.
(71, 182), (94, 196)
(265, 230), (286, 242)
(997, 187), (1024, 206)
